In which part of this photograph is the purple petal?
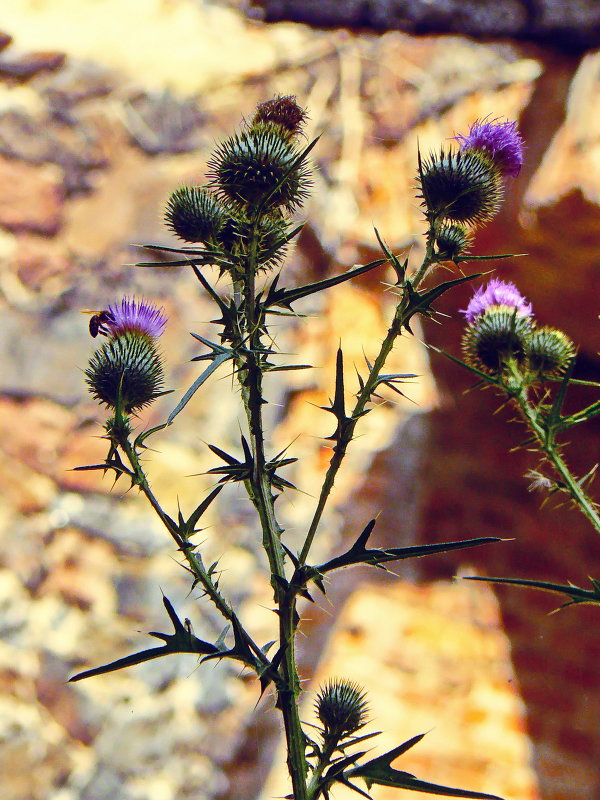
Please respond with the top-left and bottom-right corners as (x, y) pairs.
(455, 118), (524, 178)
(461, 279), (533, 322)
(106, 297), (167, 339)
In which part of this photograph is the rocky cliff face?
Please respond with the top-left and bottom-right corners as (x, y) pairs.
(0, 3), (598, 800)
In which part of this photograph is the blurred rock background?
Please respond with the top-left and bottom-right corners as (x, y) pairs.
(0, 2), (598, 800)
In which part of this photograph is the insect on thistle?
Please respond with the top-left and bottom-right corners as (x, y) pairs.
(83, 309), (116, 338)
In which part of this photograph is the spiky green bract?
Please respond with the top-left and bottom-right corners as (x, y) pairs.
(251, 94), (308, 139)
(85, 332), (165, 413)
(105, 411), (132, 442)
(435, 223), (473, 261)
(418, 148), (503, 226)
(462, 308), (532, 376)
(207, 127), (311, 213)
(164, 186), (224, 243)
(315, 679), (369, 742)
(526, 326), (575, 377)
(216, 211), (289, 272)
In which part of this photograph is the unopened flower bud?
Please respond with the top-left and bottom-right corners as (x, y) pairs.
(218, 212), (289, 272)
(315, 679), (369, 741)
(418, 148), (503, 226)
(526, 326), (575, 377)
(164, 186), (224, 243)
(207, 127), (311, 212)
(435, 223), (473, 261)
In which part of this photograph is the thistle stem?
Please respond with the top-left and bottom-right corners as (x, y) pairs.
(118, 435), (271, 672)
(298, 234), (438, 567)
(236, 218), (308, 800)
(514, 387), (600, 534)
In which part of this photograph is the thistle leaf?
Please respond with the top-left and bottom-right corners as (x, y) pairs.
(544, 356), (576, 436)
(403, 273), (481, 332)
(465, 575), (600, 608)
(318, 519), (501, 574)
(265, 259), (387, 310)
(349, 735), (503, 799)
(374, 227), (407, 284)
(167, 351), (232, 425)
(183, 485), (224, 537)
(69, 595), (219, 682)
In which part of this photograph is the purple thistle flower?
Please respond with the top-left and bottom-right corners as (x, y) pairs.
(454, 118), (524, 178)
(105, 297), (167, 339)
(461, 278), (533, 323)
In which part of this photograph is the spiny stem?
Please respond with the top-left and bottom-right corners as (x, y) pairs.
(237, 216), (308, 800)
(118, 435), (271, 671)
(298, 234), (438, 567)
(514, 387), (600, 534)
(306, 738), (338, 800)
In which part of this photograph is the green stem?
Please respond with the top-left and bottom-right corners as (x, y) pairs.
(118, 435), (271, 672)
(306, 738), (338, 800)
(298, 232), (438, 566)
(236, 217), (308, 800)
(514, 386), (600, 534)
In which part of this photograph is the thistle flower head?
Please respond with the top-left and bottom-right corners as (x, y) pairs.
(164, 186), (224, 243)
(85, 297), (167, 413)
(454, 118), (524, 178)
(85, 332), (165, 413)
(104, 297), (167, 340)
(252, 95), (308, 138)
(418, 148), (504, 226)
(315, 679), (369, 742)
(526, 326), (575, 377)
(461, 279), (532, 323)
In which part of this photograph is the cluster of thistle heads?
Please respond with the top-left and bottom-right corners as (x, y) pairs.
(164, 95), (311, 272)
(461, 278), (575, 381)
(420, 117), (524, 262)
(419, 118), (574, 382)
(84, 97), (311, 418)
(83, 99), (574, 419)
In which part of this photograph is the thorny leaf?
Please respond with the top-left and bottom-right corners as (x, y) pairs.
(465, 575), (600, 610)
(316, 518), (501, 575)
(348, 734), (503, 799)
(69, 596), (219, 682)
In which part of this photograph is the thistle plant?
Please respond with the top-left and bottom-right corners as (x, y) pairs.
(72, 97), (558, 800)
(450, 276), (600, 609)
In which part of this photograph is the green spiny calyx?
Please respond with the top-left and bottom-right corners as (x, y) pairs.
(207, 127), (311, 213)
(315, 679), (369, 742)
(526, 326), (575, 377)
(217, 211), (290, 272)
(418, 148), (503, 226)
(85, 332), (165, 413)
(435, 223), (473, 261)
(462, 308), (532, 376)
(164, 186), (224, 243)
